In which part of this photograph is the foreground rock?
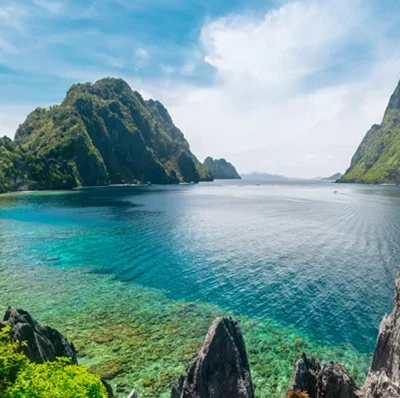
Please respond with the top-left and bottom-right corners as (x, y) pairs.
(1, 307), (77, 364)
(1, 307), (114, 397)
(360, 270), (400, 398)
(171, 317), (254, 398)
(288, 353), (356, 398)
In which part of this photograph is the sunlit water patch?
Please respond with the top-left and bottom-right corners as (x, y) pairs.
(1, 181), (400, 396)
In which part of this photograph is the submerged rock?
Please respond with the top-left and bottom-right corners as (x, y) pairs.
(1, 307), (77, 364)
(171, 317), (254, 398)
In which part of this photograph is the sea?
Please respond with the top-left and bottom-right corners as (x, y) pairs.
(1, 180), (399, 397)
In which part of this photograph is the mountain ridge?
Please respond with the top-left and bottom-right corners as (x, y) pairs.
(0, 78), (211, 193)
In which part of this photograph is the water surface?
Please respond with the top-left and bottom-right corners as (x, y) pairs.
(1, 180), (399, 396)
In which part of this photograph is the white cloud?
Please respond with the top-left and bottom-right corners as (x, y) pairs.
(136, 0), (400, 178)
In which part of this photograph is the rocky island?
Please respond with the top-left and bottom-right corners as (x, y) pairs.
(203, 157), (241, 179)
(2, 269), (400, 397)
(0, 78), (211, 193)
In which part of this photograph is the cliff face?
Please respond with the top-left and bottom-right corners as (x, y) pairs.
(203, 157), (241, 179)
(340, 80), (400, 184)
(0, 78), (211, 192)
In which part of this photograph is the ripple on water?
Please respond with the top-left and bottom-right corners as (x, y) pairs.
(1, 181), (399, 395)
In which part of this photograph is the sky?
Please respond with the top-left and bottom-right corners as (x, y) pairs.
(1, 0), (400, 177)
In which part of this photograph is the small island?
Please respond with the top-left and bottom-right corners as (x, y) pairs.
(322, 172), (343, 181)
(203, 157), (241, 179)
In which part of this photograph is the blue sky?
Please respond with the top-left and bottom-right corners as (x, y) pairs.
(1, 0), (400, 177)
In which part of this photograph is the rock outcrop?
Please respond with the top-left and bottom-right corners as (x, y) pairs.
(360, 270), (400, 398)
(288, 353), (356, 398)
(171, 317), (254, 398)
(203, 157), (241, 180)
(1, 307), (77, 364)
(1, 307), (114, 397)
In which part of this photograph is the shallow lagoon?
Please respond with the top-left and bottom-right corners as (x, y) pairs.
(1, 180), (400, 396)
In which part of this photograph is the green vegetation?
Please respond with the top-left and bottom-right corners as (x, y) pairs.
(0, 78), (211, 193)
(340, 80), (400, 184)
(0, 325), (107, 398)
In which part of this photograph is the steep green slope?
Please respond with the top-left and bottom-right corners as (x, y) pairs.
(0, 78), (211, 193)
(340, 80), (400, 184)
(0, 136), (76, 193)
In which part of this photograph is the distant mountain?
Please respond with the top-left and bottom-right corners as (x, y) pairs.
(340, 80), (400, 184)
(241, 172), (287, 181)
(203, 157), (241, 179)
(323, 172), (343, 181)
(0, 78), (211, 193)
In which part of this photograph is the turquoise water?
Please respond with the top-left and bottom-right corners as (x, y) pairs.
(1, 180), (399, 396)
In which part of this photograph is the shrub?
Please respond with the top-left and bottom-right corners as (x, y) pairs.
(0, 325), (107, 398)
(0, 325), (28, 395)
(4, 359), (108, 398)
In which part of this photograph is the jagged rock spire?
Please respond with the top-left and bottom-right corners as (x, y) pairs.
(171, 317), (254, 398)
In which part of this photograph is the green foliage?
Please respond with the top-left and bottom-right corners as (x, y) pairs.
(4, 360), (108, 398)
(0, 325), (107, 398)
(0, 326), (28, 395)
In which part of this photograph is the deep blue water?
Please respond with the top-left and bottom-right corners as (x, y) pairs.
(1, 180), (400, 353)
